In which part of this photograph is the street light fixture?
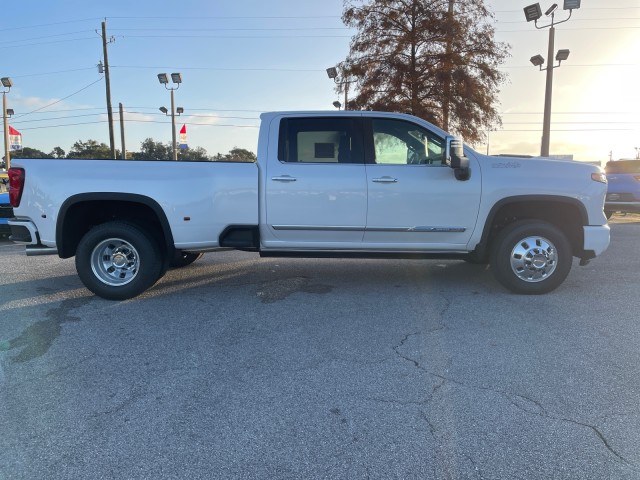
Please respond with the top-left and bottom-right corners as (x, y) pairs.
(555, 49), (570, 62)
(524, 1), (580, 157)
(326, 66), (356, 110)
(530, 55), (545, 67)
(157, 72), (183, 160)
(1, 77), (13, 174)
(332, 101), (342, 110)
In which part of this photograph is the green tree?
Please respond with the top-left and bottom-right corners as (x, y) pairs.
(131, 138), (172, 160)
(178, 146), (210, 161)
(66, 139), (116, 159)
(50, 146), (66, 158)
(213, 147), (256, 162)
(11, 147), (53, 159)
(340, 0), (509, 144)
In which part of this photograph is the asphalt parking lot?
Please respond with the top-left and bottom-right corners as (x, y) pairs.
(1, 217), (639, 479)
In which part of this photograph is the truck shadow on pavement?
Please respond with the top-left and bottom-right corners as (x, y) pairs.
(147, 257), (499, 302)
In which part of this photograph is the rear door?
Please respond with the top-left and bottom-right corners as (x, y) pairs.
(264, 116), (368, 247)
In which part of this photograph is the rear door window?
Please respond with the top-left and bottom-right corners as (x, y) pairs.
(278, 118), (364, 164)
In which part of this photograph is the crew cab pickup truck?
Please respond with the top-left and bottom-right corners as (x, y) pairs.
(7, 111), (610, 300)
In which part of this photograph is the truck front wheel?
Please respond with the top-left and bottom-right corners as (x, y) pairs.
(75, 221), (163, 300)
(490, 221), (572, 294)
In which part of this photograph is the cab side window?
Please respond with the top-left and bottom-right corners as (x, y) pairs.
(278, 118), (363, 164)
(372, 119), (445, 165)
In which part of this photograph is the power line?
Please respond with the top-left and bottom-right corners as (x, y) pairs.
(109, 15), (342, 20)
(110, 27), (350, 31)
(500, 63), (638, 69)
(0, 37), (97, 49)
(0, 30), (95, 45)
(10, 113), (106, 125)
(495, 128), (636, 132)
(0, 18), (100, 32)
(12, 67), (98, 78)
(14, 77), (104, 119)
(18, 120), (259, 131)
(500, 111), (635, 115)
(117, 34), (354, 39)
(110, 65), (323, 72)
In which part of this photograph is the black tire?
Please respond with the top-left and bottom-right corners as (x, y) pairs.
(490, 221), (572, 294)
(605, 210), (615, 220)
(169, 251), (204, 268)
(75, 221), (162, 300)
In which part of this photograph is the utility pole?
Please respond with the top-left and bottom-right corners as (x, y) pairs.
(101, 20), (116, 159)
(119, 102), (126, 160)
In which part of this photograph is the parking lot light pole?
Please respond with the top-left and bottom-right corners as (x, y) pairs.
(157, 73), (182, 160)
(326, 67), (355, 110)
(524, 1), (581, 157)
(1, 77), (13, 172)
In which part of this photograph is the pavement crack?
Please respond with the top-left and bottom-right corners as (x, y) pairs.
(392, 331), (431, 374)
(558, 417), (633, 467)
(392, 336), (636, 469)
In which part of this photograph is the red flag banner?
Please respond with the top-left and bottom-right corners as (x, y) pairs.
(9, 126), (22, 151)
(179, 124), (187, 149)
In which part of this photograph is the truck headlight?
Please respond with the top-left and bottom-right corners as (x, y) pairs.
(591, 172), (607, 184)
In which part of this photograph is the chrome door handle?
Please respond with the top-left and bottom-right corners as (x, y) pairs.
(372, 176), (398, 183)
(271, 176), (297, 182)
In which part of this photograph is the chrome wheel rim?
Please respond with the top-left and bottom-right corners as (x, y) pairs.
(90, 238), (140, 286)
(510, 235), (558, 283)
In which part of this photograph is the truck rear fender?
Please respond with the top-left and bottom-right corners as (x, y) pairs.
(473, 195), (588, 262)
(56, 193), (174, 259)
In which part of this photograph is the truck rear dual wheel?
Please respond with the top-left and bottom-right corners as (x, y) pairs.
(75, 221), (163, 300)
(490, 221), (572, 295)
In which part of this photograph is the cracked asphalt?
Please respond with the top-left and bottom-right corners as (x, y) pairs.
(1, 218), (639, 479)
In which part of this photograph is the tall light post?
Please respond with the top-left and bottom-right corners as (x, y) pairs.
(157, 72), (182, 161)
(524, 1), (581, 157)
(1, 77), (13, 172)
(326, 67), (355, 110)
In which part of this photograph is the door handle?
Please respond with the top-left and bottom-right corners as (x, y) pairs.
(271, 175), (297, 182)
(372, 176), (398, 183)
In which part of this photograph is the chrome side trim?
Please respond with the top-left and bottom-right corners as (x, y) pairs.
(272, 225), (365, 231)
(366, 226), (467, 233)
(271, 225), (466, 233)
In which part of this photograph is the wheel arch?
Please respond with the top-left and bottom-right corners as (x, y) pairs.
(473, 195), (588, 262)
(56, 193), (174, 259)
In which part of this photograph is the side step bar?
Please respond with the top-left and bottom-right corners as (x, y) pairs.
(25, 245), (58, 256)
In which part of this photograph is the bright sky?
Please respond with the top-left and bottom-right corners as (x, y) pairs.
(2, 0), (639, 164)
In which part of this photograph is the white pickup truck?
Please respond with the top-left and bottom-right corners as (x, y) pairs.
(7, 111), (610, 299)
